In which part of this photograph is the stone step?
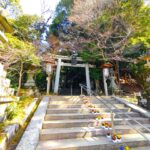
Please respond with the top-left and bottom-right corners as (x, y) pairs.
(42, 118), (150, 129)
(36, 134), (150, 150)
(46, 107), (130, 114)
(47, 103), (125, 109)
(133, 146), (150, 150)
(93, 98), (119, 103)
(99, 97), (121, 104)
(48, 104), (84, 108)
(48, 98), (124, 107)
(40, 124), (150, 141)
(50, 96), (81, 101)
(45, 112), (140, 120)
(49, 101), (82, 105)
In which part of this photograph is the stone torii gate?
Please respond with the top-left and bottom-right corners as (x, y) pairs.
(53, 55), (95, 95)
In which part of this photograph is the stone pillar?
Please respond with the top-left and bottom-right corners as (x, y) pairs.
(54, 58), (61, 94)
(46, 74), (51, 95)
(103, 68), (108, 96)
(52, 78), (55, 91)
(85, 63), (91, 95)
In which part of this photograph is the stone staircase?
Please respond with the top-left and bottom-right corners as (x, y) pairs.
(36, 96), (150, 150)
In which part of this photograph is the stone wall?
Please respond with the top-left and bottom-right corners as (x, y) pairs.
(0, 63), (19, 122)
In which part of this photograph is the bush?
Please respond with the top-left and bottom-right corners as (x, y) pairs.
(5, 96), (33, 122)
(35, 69), (47, 92)
(5, 102), (21, 120)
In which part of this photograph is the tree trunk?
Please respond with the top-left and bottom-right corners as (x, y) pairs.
(17, 62), (23, 96)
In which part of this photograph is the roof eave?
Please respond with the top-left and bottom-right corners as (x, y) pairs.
(0, 15), (13, 33)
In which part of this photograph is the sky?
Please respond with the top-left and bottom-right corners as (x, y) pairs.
(20, 0), (60, 16)
(20, 0), (150, 17)
(145, 0), (150, 5)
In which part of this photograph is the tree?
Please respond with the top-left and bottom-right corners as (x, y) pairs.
(70, 0), (109, 25)
(69, 0), (150, 60)
(11, 14), (41, 41)
(128, 61), (150, 108)
(90, 68), (102, 94)
(50, 0), (74, 35)
(10, 14), (50, 54)
(0, 0), (22, 17)
(0, 33), (39, 95)
(0, 0), (19, 9)
(55, 0), (74, 15)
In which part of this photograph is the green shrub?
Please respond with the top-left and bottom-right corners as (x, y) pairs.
(5, 102), (24, 121)
(35, 69), (47, 91)
(5, 96), (33, 122)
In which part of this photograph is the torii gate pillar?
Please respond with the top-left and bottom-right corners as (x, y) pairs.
(54, 58), (61, 94)
(85, 63), (91, 95)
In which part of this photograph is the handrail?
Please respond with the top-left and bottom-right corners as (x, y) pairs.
(80, 84), (112, 110)
(102, 96), (150, 133)
(79, 84), (150, 143)
(101, 96), (150, 142)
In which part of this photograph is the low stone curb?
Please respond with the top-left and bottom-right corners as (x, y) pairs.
(0, 98), (38, 150)
(15, 96), (50, 150)
(0, 135), (7, 150)
(113, 96), (150, 118)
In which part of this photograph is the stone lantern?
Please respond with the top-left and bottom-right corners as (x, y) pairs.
(24, 64), (37, 88)
(24, 64), (41, 96)
(44, 58), (55, 95)
(101, 63), (113, 96)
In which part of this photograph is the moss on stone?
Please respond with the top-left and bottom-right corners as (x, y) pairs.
(7, 97), (41, 147)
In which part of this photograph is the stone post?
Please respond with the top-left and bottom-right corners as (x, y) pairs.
(103, 68), (108, 96)
(85, 63), (91, 95)
(54, 58), (61, 94)
(46, 74), (51, 95)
